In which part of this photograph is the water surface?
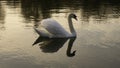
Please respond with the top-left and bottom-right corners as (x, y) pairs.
(0, 0), (120, 68)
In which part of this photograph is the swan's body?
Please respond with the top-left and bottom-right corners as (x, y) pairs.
(34, 13), (77, 38)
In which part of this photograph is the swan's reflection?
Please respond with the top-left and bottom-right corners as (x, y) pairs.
(33, 37), (76, 57)
(66, 37), (76, 57)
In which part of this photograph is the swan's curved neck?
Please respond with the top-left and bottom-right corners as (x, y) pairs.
(68, 15), (76, 37)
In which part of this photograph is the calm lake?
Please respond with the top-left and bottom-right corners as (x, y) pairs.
(0, 0), (120, 68)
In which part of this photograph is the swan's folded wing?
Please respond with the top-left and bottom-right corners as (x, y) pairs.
(41, 19), (69, 37)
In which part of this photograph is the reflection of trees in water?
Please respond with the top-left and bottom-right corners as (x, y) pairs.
(21, 0), (42, 22)
(81, 0), (120, 23)
(21, 0), (59, 22)
(0, 1), (5, 30)
(4, 0), (120, 23)
(21, 0), (120, 23)
(5, 0), (20, 8)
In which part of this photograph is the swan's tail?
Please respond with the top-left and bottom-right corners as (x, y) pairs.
(33, 27), (45, 36)
(33, 27), (52, 38)
(33, 27), (41, 35)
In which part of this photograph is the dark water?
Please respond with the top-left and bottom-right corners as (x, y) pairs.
(0, 0), (120, 68)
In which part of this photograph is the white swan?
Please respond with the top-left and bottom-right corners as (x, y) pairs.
(34, 13), (77, 38)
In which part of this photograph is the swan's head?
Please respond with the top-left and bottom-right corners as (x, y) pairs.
(69, 13), (77, 20)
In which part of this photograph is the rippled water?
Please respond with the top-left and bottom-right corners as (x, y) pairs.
(0, 0), (120, 68)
